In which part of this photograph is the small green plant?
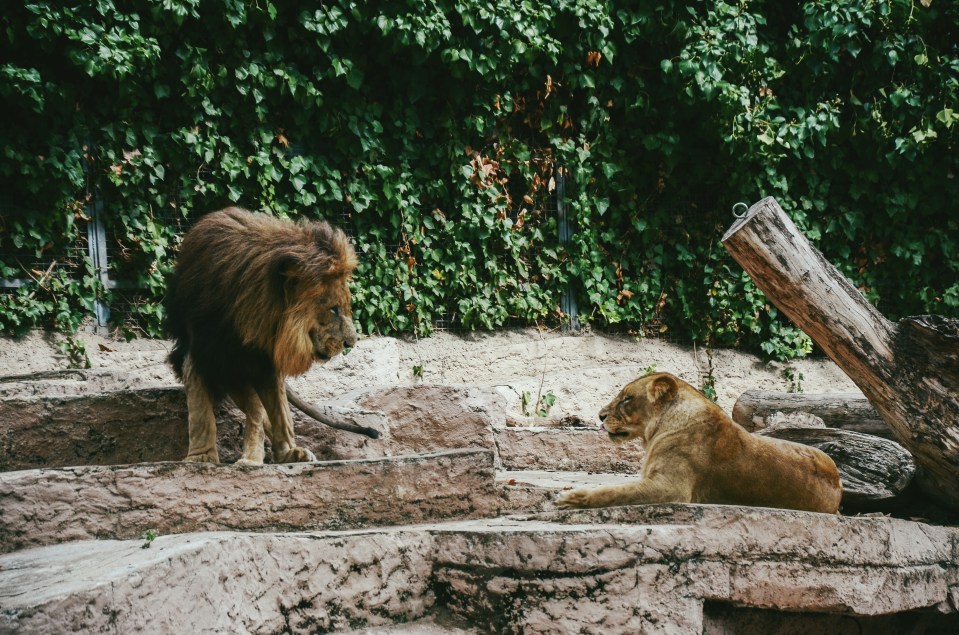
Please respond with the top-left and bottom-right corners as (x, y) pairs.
(537, 390), (557, 417)
(695, 341), (718, 402)
(521, 390), (533, 416)
(760, 325), (814, 362)
(783, 367), (805, 394)
(141, 528), (158, 549)
(521, 389), (557, 417)
(57, 335), (91, 369)
(411, 364), (424, 380)
(643, 363), (658, 375)
(701, 374), (718, 402)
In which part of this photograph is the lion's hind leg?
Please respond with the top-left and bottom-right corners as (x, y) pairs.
(182, 355), (220, 463)
(257, 377), (317, 463)
(230, 386), (267, 466)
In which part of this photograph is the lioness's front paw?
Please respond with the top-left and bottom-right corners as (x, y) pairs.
(556, 487), (596, 510)
(234, 458), (264, 467)
(275, 446), (317, 463)
(183, 451), (219, 463)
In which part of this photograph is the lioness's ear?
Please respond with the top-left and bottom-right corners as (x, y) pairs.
(648, 375), (677, 402)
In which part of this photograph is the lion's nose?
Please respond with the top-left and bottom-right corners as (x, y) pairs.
(598, 410), (608, 423)
(343, 323), (358, 349)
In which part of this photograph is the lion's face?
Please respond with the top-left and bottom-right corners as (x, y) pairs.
(308, 281), (358, 362)
(274, 274), (358, 377)
(598, 372), (678, 445)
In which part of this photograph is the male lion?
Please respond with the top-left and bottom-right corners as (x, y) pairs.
(165, 207), (362, 465)
(556, 372), (842, 513)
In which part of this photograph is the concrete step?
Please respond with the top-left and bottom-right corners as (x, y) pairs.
(493, 425), (644, 472)
(497, 470), (637, 513)
(2, 505), (956, 634)
(0, 383), (499, 469)
(0, 449), (502, 554)
(0, 381), (644, 475)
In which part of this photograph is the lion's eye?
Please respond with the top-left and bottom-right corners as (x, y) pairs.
(330, 306), (340, 317)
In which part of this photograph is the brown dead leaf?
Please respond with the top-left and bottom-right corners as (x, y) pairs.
(515, 210), (526, 230)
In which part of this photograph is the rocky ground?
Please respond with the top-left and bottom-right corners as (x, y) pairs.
(0, 326), (857, 418)
(2, 328), (957, 634)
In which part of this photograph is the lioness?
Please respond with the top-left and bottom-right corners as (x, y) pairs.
(556, 372), (842, 513)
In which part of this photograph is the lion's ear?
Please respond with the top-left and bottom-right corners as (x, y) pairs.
(647, 375), (678, 403)
(274, 254), (304, 300)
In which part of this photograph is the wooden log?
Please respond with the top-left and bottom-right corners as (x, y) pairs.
(732, 390), (890, 437)
(723, 197), (959, 507)
(756, 427), (916, 509)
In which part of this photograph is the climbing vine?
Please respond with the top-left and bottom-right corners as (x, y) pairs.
(1, 1), (957, 361)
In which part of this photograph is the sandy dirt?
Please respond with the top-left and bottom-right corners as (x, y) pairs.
(0, 327), (858, 420)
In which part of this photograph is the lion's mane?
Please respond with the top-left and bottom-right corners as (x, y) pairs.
(165, 207), (357, 398)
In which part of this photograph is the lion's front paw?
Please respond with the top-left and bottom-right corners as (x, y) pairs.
(234, 458), (264, 467)
(184, 450), (219, 463)
(556, 487), (597, 510)
(275, 446), (317, 463)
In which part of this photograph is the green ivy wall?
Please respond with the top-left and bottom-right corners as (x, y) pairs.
(2, 1), (957, 361)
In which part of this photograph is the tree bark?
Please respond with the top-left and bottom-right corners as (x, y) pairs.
(757, 427), (915, 509)
(723, 196), (959, 507)
(733, 390), (890, 437)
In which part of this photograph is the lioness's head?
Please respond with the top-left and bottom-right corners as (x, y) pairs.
(598, 372), (679, 444)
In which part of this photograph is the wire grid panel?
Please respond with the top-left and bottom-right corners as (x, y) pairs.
(0, 199), (91, 289)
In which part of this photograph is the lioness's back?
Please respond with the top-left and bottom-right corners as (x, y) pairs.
(701, 424), (842, 513)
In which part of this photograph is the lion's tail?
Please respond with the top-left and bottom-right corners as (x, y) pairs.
(286, 386), (381, 439)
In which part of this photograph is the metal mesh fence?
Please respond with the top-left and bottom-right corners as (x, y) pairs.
(1, 174), (698, 346)
(0, 197), (90, 288)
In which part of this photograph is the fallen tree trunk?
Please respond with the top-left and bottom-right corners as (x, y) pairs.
(723, 197), (959, 508)
(757, 427), (915, 509)
(733, 390), (890, 437)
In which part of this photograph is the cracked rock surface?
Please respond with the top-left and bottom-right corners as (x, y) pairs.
(0, 449), (501, 553)
(2, 330), (957, 634)
(1, 505), (957, 634)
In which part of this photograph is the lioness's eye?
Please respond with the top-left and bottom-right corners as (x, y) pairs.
(330, 306), (340, 317)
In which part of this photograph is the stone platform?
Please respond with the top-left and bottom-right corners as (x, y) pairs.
(2, 372), (958, 633)
(0, 449), (500, 554)
(2, 505), (957, 634)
